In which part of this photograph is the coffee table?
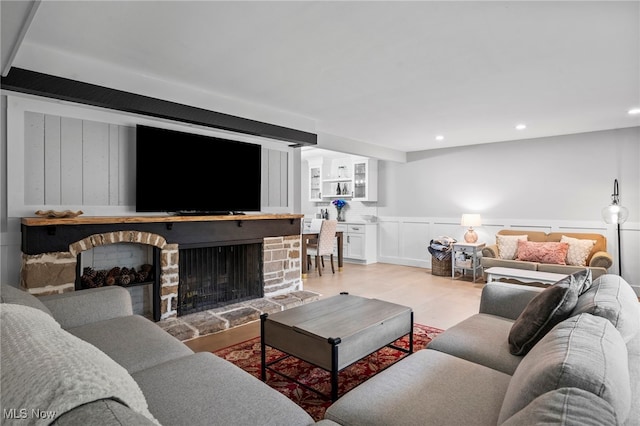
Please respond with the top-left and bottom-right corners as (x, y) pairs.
(260, 293), (413, 401)
(485, 267), (568, 286)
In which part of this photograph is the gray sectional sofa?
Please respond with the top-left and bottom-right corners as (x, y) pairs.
(2, 274), (638, 425)
(0, 284), (322, 426)
(324, 274), (640, 425)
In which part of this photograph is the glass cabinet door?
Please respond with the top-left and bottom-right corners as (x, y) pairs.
(309, 166), (322, 201)
(353, 162), (367, 199)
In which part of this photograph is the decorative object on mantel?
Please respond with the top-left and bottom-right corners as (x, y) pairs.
(35, 209), (84, 218)
(601, 178), (629, 277)
(332, 199), (347, 222)
(461, 213), (481, 243)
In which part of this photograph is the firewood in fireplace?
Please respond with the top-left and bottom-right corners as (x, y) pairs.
(80, 264), (154, 290)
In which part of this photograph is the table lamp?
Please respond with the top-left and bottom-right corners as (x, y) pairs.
(461, 214), (481, 243)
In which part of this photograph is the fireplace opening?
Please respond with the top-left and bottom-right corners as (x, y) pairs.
(178, 243), (264, 316)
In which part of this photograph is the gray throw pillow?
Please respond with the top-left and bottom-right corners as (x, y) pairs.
(499, 314), (630, 424)
(508, 269), (591, 355)
(572, 274), (640, 343)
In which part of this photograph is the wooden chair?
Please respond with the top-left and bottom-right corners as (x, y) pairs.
(306, 220), (338, 276)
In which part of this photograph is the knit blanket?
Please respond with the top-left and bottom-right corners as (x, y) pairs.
(0, 304), (158, 426)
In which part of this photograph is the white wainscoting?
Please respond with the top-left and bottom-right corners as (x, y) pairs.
(377, 216), (640, 295)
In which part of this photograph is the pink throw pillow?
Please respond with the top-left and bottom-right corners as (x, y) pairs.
(515, 241), (569, 265)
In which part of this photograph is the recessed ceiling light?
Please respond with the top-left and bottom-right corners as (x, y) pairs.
(435, 135), (444, 141)
(515, 123), (527, 130)
(628, 108), (640, 115)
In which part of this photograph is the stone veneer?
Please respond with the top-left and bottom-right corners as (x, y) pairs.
(20, 231), (304, 326)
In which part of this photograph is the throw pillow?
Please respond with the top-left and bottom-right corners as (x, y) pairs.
(508, 269), (591, 355)
(499, 314), (631, 424)
(496, 234), (528, 260)
(572, 274), (639, 343)
(515, 241), (569, 265)
(561, 235), (596, 266)
(1, 304), (158, 425)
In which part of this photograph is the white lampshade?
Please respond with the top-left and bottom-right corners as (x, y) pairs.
(461, 214), (481, 243)
(461, 214), (482, 227)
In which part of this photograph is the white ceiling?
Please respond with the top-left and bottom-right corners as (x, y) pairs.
(3, 1), (640, 154)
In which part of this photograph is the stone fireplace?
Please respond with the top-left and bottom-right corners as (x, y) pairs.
(20, 215), (309, 334)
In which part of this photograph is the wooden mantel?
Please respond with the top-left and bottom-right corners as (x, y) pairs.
(21, 214), (304, 255)
(21, 213), (303, 226)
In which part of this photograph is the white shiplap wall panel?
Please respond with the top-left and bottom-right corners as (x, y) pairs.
(268, 149), (281, 207)
(280, 150), (288, 206)
(60, 117), (83, 205)
(44, 115), (61, 204)
(82, 120), (110, 205)
(108, 124), (119, 205)
(260, 148), (268, 207)
(262, 148), (288, 208)
(22, 110), (137, 209)
(119, 125), (135, 206)
(24, 112), (44, 205)
(11, 96), (294, 216)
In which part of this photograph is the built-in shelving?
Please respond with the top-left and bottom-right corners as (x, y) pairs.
(307, 156), (377, 202)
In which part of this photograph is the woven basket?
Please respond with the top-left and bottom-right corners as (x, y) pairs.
(431, 256), (452, 276)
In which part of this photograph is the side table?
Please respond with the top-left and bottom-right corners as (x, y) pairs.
(452, 242), (485, 282)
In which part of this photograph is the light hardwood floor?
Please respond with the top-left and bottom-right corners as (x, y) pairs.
(185, 262), (486, 353)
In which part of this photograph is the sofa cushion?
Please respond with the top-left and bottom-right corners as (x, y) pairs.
(0, 284), (53, 316)
(40, 286), (133, 329)
(537, 263), (608, 280)
(498, 314), (631, 424)
(68, 315), (194, 374)
(561, 235), (596, 266)
(325, 349), (511, 426)
(508, 269), (591, 355)
(572, 274), (640, 343)
(427, 313), (523, 375)
(481, 257), (539, 272)
(515, 240), (569, 265)
(496, 234), (528, 260)
(132, 352), (315, 426)
(0, 304), (157, 425)
(500, 388), (618, 426)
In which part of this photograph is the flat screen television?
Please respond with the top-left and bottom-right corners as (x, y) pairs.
(136, 125), (262, 214)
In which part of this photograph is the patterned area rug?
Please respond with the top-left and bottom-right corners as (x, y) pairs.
(213, 323), (443, 421)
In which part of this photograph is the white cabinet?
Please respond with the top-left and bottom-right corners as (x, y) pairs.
(352, 159), (378, 201)
(308, 160), (323, 202)
(337, 222), (377, 264)
(307, 156), (377, 201)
